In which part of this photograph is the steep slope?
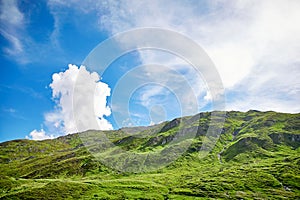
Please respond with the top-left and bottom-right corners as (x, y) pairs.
(0, 111), (299, 199)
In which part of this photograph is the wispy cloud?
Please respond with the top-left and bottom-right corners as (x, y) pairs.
(2, 107), (27, 120)
(95, 0), (300, 113)
(0, 0), (69, 64)
(44, 0), (300, 120)
(0, 0), (24, 59)
(3, 108), (16, 114)
(0, 84), (44, 100)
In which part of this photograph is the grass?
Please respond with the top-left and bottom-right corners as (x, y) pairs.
(0, 110), (299, 199)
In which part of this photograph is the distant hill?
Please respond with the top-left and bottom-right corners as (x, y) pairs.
(0, 110), (299, 199)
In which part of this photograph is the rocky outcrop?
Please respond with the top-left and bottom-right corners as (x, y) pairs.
(269, 133), (300, 148)
(160, 118), (181, 133)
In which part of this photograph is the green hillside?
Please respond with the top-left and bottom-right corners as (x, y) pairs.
(0, 111), (299, 199)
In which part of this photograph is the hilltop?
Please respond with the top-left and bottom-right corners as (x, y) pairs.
(0, 110), (299, 199)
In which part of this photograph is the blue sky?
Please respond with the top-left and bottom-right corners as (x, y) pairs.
(1, 0), (299, 142)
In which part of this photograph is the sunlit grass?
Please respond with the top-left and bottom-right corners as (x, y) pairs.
(0, 111), (299, 199)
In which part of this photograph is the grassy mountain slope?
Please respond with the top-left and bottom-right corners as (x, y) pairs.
(0, 110), (299, 199)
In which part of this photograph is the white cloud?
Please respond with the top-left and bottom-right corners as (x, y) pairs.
(43, 0), (300, 115)
(47, 64), (112, 134)
(0, 0), (24, 56)
(0, 0), (23, 26)
(1, 0), (71, 64)
(204, 91), (212, 102)
(137, 51), (211, 109)
(95, 0), (300, 113)
(26, 129), (54, 141)
(43, 0), (300, 128)
(27, 64), (112, 139)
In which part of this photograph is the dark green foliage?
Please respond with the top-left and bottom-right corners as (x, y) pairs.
(0, 111), (299, 199)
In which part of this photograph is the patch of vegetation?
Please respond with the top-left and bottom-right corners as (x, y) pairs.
(0, 111), (299, 199)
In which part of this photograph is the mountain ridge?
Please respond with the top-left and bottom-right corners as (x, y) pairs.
(1, 110), (299, 199)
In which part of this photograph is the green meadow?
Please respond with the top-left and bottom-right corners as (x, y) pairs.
(1, 111), (299, 199)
